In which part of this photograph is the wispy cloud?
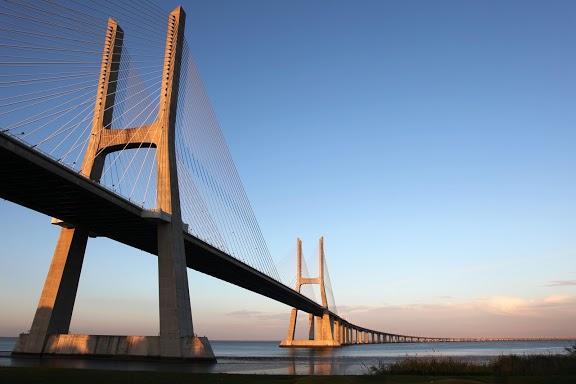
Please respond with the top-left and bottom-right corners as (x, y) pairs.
(226, 310), (286, 321)
(226, 310), (263, 317)
(333, 295), (576, 338)
(474, 296), (530, 315)
(212, 295), (576, 339)
(546, 280), (576, 287)
(337, 304), (374, 313)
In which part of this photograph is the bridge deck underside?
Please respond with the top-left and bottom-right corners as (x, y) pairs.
(0, 133), (323, 317)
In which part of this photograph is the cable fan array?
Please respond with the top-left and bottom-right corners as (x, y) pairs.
(0, 0), (284, 283)
(0, 0), (165, 202)
(175, 42), (281, 281)
(323, 253), (339, 315)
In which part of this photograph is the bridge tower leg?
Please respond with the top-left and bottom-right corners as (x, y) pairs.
(13, 6), (214, 361)
(13, 17), (123, 356)
(280, 237), (340, 347)
(307, 313), (315, 340)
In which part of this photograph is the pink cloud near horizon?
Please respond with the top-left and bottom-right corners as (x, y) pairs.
(190, 294), (576, 340)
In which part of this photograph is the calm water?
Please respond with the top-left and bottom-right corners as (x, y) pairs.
(1, 337), (574, 375)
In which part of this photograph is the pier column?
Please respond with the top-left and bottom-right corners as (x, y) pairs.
(308, 313), (315, 340)
(321, 313), (333, 341)
(333, 319), (340, 344)
(314, 316), (322, 341)
(285, 308), (298, 342)
(16, 228), (88, 353)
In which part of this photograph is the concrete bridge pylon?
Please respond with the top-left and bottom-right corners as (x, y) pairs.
(280, 237), (340, 347)
(12, 6), (215, 361)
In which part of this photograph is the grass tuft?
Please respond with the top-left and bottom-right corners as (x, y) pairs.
(369, 353), (576, 376)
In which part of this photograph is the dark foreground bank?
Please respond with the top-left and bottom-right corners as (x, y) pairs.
(369, 354), (576, 376)
(1, 366), (576, 384)
(3, 338), (575, 375)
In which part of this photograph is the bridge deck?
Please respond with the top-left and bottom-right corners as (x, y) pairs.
(4, 133), (571, 345)
(0, 133), (323, 317)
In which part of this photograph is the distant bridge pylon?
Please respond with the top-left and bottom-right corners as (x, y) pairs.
(281, 237), (340, 347)
(279, 237), (501, 347)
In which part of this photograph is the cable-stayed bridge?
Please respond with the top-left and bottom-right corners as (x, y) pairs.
(0, 1), (565, 361)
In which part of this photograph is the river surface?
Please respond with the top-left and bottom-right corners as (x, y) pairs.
(1, 337), (574, 375)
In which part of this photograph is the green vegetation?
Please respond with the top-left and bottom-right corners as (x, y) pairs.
(368, 354), (576, 376)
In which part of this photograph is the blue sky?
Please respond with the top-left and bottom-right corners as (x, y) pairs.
(1, 0), (576, 339)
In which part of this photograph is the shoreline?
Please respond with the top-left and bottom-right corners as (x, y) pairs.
(1, 338), (574, 375)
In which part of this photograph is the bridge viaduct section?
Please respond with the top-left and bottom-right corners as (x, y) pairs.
(280, 238), (459, 347)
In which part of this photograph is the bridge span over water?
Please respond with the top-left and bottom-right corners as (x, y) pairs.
(0, 1), (569, 361)
(1, 130), (461, 354)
